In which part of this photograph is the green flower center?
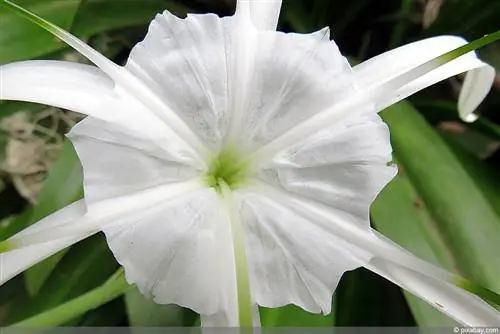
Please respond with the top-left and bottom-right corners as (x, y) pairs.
(205, 148), (251, 191)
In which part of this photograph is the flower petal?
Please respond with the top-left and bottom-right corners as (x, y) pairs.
(238, 186), (371, 314)
(259, 113), (396, 223)
(458, 65), (496, 122)
(0, 61), (187, 140)
(0, 200), (92, 285)
(242, 183), (500, 324)
(102, 187), (232, 316)
(68, 117), (203, 204)
(367, 258), (500, 326)
(352, 36), (495, 121)
(236, 28), (353, 152)
(1, 61), (113, 117)
(125, 11), (353, 152)
(125, 11), (231, 150)
(236, 0), (282, 31)
(1, 178), (203, 287)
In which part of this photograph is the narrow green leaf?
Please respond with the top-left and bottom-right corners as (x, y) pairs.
(372, 172), (459, 326)
(441, 135), (500, 218)
(5, 234), (118, 324)
(11, 269), (130, 327)
(0, 0), (81, 62)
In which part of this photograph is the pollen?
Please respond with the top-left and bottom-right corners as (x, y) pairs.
(205, 148), (251, 191)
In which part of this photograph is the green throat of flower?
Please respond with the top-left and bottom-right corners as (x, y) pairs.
(205, 148), (252, 191)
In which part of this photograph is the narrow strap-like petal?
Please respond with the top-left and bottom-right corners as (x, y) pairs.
(0, 60), (160, 130)
(236, 0), (282, 31)
(367, 231), (500, 325)
(367, 258), (500, 326)
(0, 200), (94, 285)
(0, 61), (205, 167)
(1, 61), (116, 118)
(352, 36), (495, 122)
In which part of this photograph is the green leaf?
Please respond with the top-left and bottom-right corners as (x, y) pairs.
(372, 173), (458, 326)
(375, 101), (500, 323)
(440, 136), (500, 218)
(125, 287), (197, 327)
(11, 269), (129, 327)
(0, 208), (32, 241)
(0, 0), (81, 63)
(5, 234), (118, 324)
(1, 0), (191, 64)
(24, 139), (83, 296)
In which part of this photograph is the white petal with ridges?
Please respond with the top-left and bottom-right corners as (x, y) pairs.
(245, 183), (500, 323)
(1, 179), (203, 287)
(125, 10), (353, 153)
(68, 118), (203, 204)
(126, 12), (230, 149)
(238, 28), (353, 151)
(250, 36), (494, 163)
(352, 36), (495, 120)
(102, 188), (231, 316)
(259, 113), (396, 222)
(238, 187), (370, 314)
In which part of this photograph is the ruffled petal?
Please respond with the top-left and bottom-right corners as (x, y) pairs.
(236, 0), (282, 31)
(68, 118), (203, 204)
(102, 187), (232, 316)
(352, 36), (495, 121)
(237, 29), (353, 151)
(367, 258), (500, 326)
(125, 12), (231, 149)
(259, 113), (396, 222)
(237, 186), (371, 314)
(125, 11), (353, 152)
(0, 200), (92, 285)
(239, 183), (500, 324)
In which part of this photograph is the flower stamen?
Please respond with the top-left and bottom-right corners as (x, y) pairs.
(205, 148), (252, 192)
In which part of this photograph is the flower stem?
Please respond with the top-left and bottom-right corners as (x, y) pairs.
(10, 268), (130, 327)
(221, 182), (254, 327)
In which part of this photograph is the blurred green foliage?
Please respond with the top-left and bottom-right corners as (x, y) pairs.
(0, 0), (499, 328)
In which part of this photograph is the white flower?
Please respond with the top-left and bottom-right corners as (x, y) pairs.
(0, 0), (499, 327)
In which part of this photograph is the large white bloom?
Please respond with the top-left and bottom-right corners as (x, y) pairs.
(0, 0), (499, 327)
